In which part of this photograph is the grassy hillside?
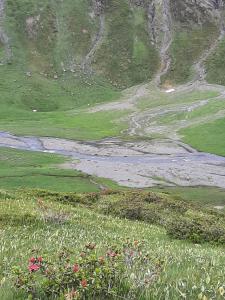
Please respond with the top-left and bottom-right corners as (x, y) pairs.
(4, 0), (159, 89)
(93, 0), (159, 88)
(206, 38), (225, 85)
(163, 24), (217, 85)
(0, 189), (225, 299)
(153, 186), (225, 208)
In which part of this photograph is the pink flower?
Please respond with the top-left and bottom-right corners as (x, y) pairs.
(107, 250), (117, 258)
(29, 257), (36, 263)
(37, 256), (43, 263)
(81, 279), (87, 288)
(73, 264), (79, 273)
(29, 264), (40, 272)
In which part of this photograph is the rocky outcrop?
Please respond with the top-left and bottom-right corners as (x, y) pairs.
(170, 0), (224, 24)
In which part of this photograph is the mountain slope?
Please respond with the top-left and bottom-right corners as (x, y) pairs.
(0, 0), (225, 155)
(1, 0), (225, 91)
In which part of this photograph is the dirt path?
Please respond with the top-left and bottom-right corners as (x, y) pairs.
(0, 0), (12, 63)
(125, 86), (225, 137)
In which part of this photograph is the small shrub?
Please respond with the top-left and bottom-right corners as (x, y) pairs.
(12, 241), (162, 299)
(167, 218), (225, 244)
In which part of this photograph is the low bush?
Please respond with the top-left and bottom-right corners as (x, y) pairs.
(29, 190), (225, 245)
(167, 218), (225, 244)
(12, 241), (162, 300)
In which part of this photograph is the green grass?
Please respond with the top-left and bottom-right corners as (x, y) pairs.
(0, 147), (122, 192)
(180, 117), (225, 156)
(0, 0), (127, 140)
(163, 24), (217, 84)
(206, 38), (225, 85)
(152, 186), (225, 207)
(157, 97), (225, 125)
(0, 108), (127, 140)
(0, 190), (224, 299)
(93, 0), (159, 88)
(137, 88), (219, 110)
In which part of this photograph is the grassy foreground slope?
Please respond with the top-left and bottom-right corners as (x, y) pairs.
(0, 189), (225, 299)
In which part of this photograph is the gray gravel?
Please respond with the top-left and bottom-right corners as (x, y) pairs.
(1, 132), (225, 188)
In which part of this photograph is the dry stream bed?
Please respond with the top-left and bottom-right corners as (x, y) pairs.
(0, 131), (225, 188)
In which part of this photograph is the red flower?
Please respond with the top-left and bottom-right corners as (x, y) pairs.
(38, 256), (43, 262)
(29, 264), (40, 272)
(29, 257), (36, 263)
(81, 279), (87, 288)
(111, 252), (117, 257)
(73, 264), (79, 273)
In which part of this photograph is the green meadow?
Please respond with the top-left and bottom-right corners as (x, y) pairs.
(0, 189), (224, 299)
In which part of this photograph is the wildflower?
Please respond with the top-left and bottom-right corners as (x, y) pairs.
(29, 257), (36, 263)
(107, 250), (117, 258)
(73, 264), (79, 273)
(28, 264), (40, 272)
(81, 279), (87, 288)
(37, 256), (43, 263)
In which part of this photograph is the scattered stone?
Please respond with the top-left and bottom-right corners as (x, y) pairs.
(165, 88), (175, 93)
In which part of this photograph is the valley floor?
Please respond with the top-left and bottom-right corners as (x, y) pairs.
(1, 80), (225, 189)
(0, 131), (225, 189)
